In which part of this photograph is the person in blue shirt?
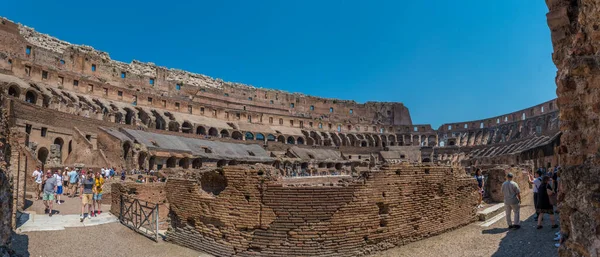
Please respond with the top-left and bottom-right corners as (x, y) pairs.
(68, 168), (79, 197)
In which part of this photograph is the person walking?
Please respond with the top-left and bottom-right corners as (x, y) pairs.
(42, 170), (57, 217)
(501, 172), (521, 229)
(54, 170), (64, 205)
(31, 166), (43, 200)
(93, 171), (105, 216)
(80, 171), (95, 222)
(536, 175), (558, 229)
(528, 170), (543, 221)
(474, 169), (485, 208)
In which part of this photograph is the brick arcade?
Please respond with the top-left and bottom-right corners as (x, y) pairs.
(0, 16), (567, 256)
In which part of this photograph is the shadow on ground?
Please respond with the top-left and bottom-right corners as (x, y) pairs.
(10, 232), (29, 257)
(490, 213), (559, 257)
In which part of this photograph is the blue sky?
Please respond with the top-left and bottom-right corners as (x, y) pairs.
(3, 0), (555, 128)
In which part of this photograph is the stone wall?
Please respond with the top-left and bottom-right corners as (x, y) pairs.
(480, 165), (532, 203)
(545, 0), (600, 256)
(0, 93), (14, 254)
(165, 165), (478, 257)
(110, 182), (169, 230)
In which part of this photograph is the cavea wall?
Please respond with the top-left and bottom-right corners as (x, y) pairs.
(545, 0), (600, 256)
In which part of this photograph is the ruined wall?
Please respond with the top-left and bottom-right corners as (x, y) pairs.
(481, 165), (532, 202)
(111, 182), (169, 230)
(545, 1), (600, 256)
(165, 165), (478, 257)
(0, 93), (15, 254)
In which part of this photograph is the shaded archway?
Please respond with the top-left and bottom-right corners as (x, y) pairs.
(166, 157), (177, 168)
(297, 137), (304, 145)
(267, 134), (276, 141)
(245, 132), (254, 140)
(217, 160), (227, 167)
(168, 121), (180, 132)
(178, 158), (190, 169)
(37, 147), (49, 165)
(123, 141), (132, 160)
(67, 140), (72, 154)
(220, 129), (230, 138)
(232, 131), (243, 140)
(25, 90), (37, 104)
(287, 136), (296, 144)
(8, 85), (20, 98)
(182, 122), (193, 134)
(256, 133), (265, 141)
(124, 108), (135, 125)
(53, 137), (64, 151)
(138, 152), (147, 169)
(208, 127), (218, 137)
(277, 135), (285, 143)
(149, 156), (156, 170)
(196, 126), (206, 135)
(192, 158), (202, 169)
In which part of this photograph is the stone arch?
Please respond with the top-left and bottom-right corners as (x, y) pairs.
(196, 126), (206, 135)
(138, 152), (147, 169)
(166, 157), (177, 168)
(192, 158), (202, 169)
(220, 129), (230, 138)
(256, 133), (265, 141)
(8, 84), (20, 98)
(182, 121), (193, 134)
(347, 134), (358, 146)
(151, 110), (166, 129)
(114, 112), (124, 124)
(331, 133), (341, 146)
(287, 136), (296, 144)
(428, 135), (437, 146)
(361, 141), (368, 147)
(53, 137), (64, 151)
(277, 135), (285, 142)
(168, 121), (180, 132)
(232, 131), (243, 140)
(297, 137), (304, 145)
(123, 141), (132, 160)
(267, 134), (276, 141)
(68, 140), (72, 154)
(208, 127), (218, 137)
(149, 156), (156, 170)
(217, 160), (227, 167)
(245, 132), (254, 140)
(178, 158), (190, 169)
(25, 90), (37, 104)
(37, 147), (49, 165)
(124, 108), (135, 125)
(339, 133), (349, 146)
(422, 157), (431, 163)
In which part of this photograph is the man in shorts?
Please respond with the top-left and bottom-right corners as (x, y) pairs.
(42, 170), (57, 216)
(31, 166), (42, 200)
(80, 171), (95, 222)
(93, 171), (105, 216)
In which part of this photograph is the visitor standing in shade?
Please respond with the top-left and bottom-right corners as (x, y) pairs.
(536, 175), (558, 229)
(528, 170), (543, 221)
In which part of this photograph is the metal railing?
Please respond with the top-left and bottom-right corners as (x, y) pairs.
(119, 194), (160, 241)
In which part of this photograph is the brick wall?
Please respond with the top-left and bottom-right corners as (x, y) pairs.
(111, 182), (169, 230)
(165, 165), (478, 256)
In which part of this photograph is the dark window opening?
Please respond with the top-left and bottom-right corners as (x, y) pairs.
(73, 80), (79, 86)
(42, 70), (48, 80)
(118, 91), (123, 97)
(25, 124), (32, 134)
(26, 46), (32, 55)
(91, 64), (96, 71)
(176, 84), (181, 90)
(59, 59), (65, 65)
(121, 72), (126, 78)
(149, 78), (155, 85)
(41, 127), (47, 137)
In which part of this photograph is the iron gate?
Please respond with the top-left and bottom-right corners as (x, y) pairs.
(119, 194), (160, 241)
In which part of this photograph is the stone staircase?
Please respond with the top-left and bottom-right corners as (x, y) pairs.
(477, 202), (505, 221)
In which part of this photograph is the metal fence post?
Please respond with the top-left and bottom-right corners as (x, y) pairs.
(155, 204), (159, 241)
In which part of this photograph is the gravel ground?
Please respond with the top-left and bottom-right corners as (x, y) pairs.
(11, 222), (210, 257)
(374, 194), (560, 257)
